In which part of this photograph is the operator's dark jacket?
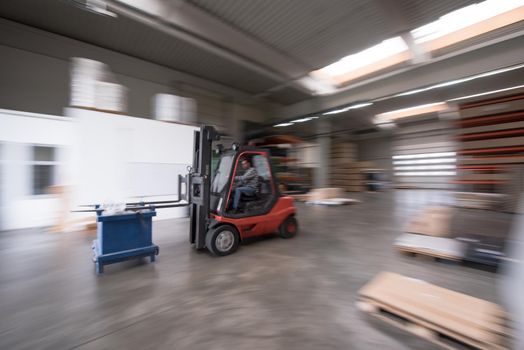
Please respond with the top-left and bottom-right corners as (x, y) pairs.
(236, 167), (259, 191)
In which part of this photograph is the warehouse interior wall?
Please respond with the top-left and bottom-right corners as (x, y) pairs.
(0, 19), (271, 140)
(0, 108), (202, 230)
(0, 110), (73, 230)
(356, 134), (394, 180)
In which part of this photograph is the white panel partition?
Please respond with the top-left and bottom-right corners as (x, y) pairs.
(68, 107), (197, 221)
(0, 108), (197, 230)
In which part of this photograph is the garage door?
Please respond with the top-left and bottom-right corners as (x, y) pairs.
(393, 119), (457, 189)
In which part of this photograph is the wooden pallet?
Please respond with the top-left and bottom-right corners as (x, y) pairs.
(395, 234), (465, 262)
(397, 247), (462, 262)
(358, 272), (510, 350)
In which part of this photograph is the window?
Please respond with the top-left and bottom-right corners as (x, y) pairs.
(32, 146), (57, 195)
(312, 36), (410, 85)
(252, 154), (271, 180)
(211, 154), (233, 194)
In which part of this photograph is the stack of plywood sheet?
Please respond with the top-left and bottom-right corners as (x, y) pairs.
(454, 191), (506, 210)
(396, 206), (466, 261)
(395, 234), (465, 261)
(358, 272), (510, 350)
(404, 206), (452, 237)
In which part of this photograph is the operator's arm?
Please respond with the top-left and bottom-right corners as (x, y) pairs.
(235, 168), (257, 183)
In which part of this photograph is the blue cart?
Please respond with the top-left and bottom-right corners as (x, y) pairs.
(92, 209), (159, 274)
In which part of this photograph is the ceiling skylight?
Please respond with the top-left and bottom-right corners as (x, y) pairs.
(312, 37), (409, 85)
(374, 102), (448, 124)
(411, 0), (524, 52)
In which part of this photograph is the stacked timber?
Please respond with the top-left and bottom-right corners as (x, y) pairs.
(329, 141), (359, 191)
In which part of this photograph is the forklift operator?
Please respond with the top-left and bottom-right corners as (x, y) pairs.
(232, 158), (259, 211)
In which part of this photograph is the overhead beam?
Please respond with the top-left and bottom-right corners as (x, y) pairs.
(276, 33), (524, 120)
(109, 0), (314, 95)
(374, 0), (429, 64)
(0, 18), (272, 107)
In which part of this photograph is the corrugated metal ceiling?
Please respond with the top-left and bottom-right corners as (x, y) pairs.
(0, 0), (489, 107)
(189, 0), (478, 70)
(0, 0), (284, 95)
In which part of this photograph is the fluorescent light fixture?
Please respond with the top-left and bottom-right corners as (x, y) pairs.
(393, 152), (455, 160)
(349, 102), (373, 109)
(411, 0), (524, 44)
(395, 63), (524, 97)
(291, 117), (314, 123)
(447, 84), (524, 102)
(376, 122), (396, 129)
(395, 171), (456, 176)
(375, 102), (448, 122)
(323, 102), (373, 115)
(273, 122), (293, 127)
(394, 165), (456, 170)
(323, 108), (346, 115)
(393, 158), (456, 165)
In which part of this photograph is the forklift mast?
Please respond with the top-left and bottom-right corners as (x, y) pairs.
(189, 125), (220, 249)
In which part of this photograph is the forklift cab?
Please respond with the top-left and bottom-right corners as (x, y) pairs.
(189, 126), (297, 256)
(210, 149), (276, 217)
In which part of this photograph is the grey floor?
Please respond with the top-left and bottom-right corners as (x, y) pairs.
(0, 190), (512, 350)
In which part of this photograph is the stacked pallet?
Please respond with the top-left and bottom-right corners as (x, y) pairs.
(456, 92), (524, 198)
(395, 206), (466, 261)
(329, 141), (360, 191)
(358, 272), (510, 350)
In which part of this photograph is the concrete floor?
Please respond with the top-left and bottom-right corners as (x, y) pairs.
(0, 190), (510, 350)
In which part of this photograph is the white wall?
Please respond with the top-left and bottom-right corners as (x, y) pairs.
(0, 108), (200, 230)
(68, 108), (197, 223)
(356, 135), (394, 180)
(0, 19), (271, 136)
(0, 110), (74, 230)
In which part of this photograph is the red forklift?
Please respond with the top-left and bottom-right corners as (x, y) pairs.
(188, 125), (298, 256)
(76, 125), (297, 272)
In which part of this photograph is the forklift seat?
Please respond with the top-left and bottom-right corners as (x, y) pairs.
(240, 177), (271, 204)
(242, 176), (264, 201)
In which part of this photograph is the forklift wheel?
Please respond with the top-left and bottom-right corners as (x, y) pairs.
(279, 216), (298, 239)
(206, 225), (240, 256)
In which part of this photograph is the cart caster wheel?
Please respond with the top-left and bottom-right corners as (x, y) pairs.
(206, 225), (240, 256)
(150, 255), (156, 262)
(96, 263), (104, 274)
(279, 216), (298, 239)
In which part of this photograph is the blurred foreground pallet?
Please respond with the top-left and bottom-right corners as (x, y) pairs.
(358, 272), (510, 350)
